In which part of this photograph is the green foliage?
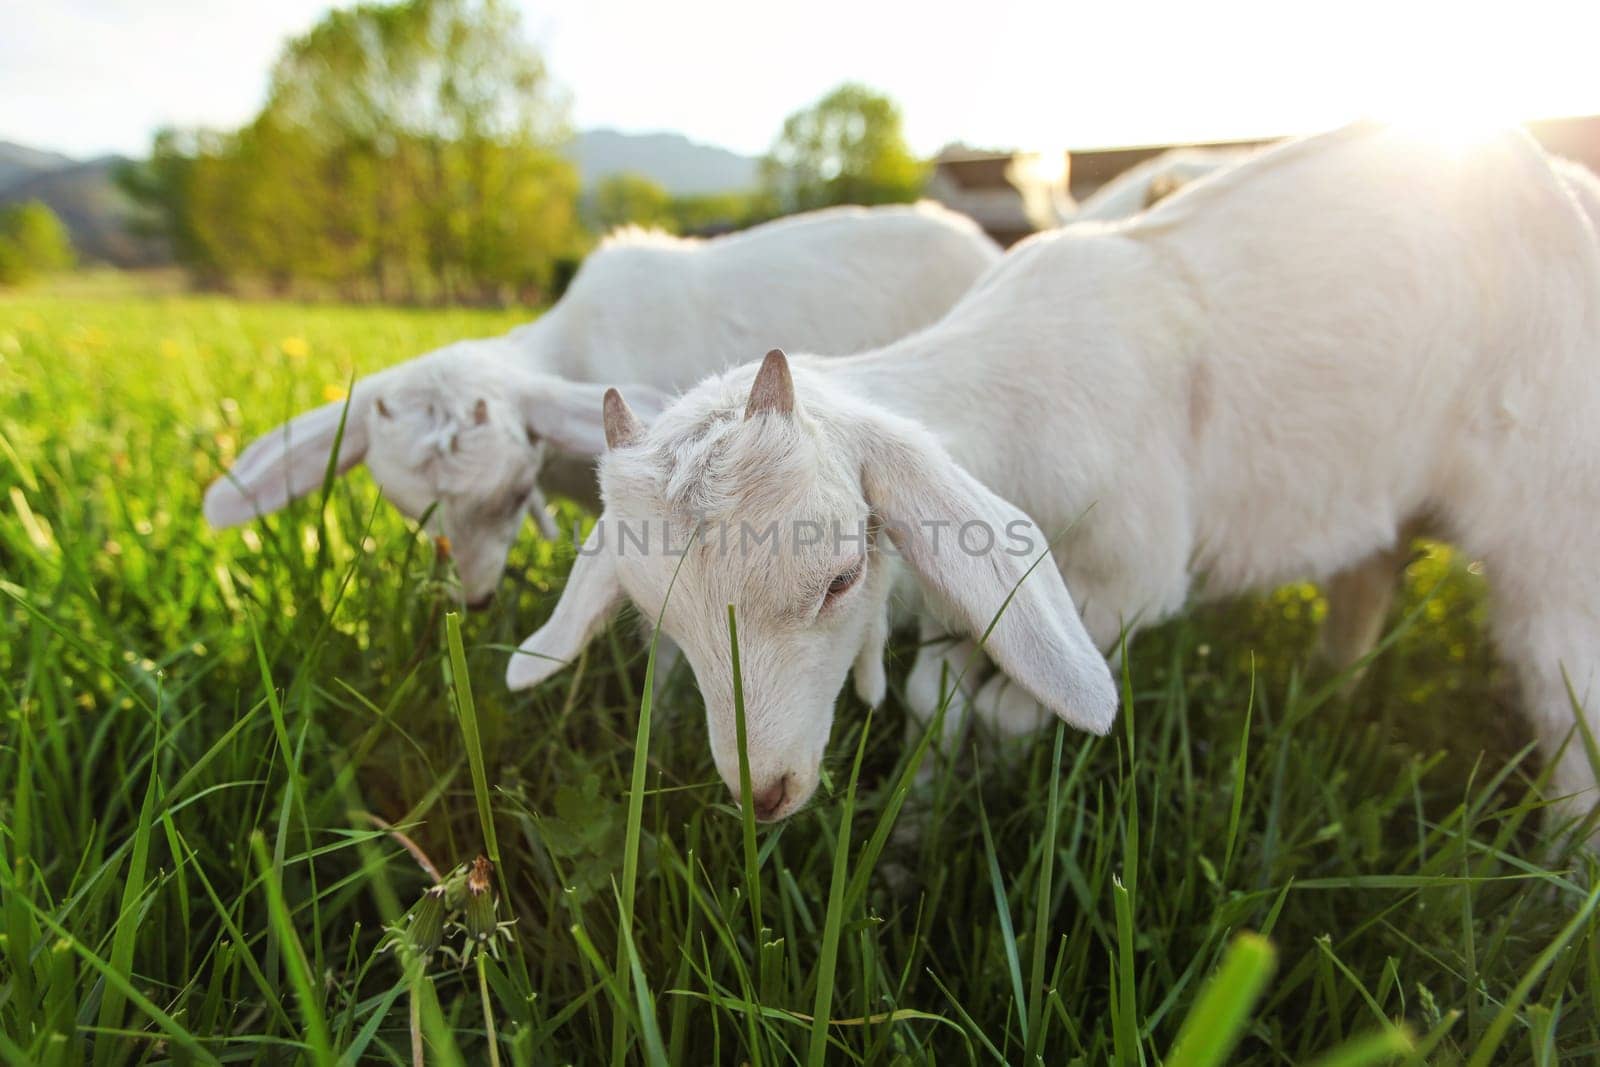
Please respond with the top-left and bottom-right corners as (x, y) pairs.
(762, 83), (928, 213)
(3, 288), (1600, 1062)
(117, 130), (211, 277)
(590, 172), (678, 234)
(667, 189), (781, 234)
(0, 201), (74, 286)
(129, 0), (580, 303)
(588, 179), (781, 239)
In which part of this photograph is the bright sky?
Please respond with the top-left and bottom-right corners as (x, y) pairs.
(3, 0), (1599, 160)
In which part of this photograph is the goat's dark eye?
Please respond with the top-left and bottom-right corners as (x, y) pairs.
(823, 561), (863, 606)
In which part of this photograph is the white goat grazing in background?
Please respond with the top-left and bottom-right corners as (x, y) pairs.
(1069, 147), (1253, 222)
(509, 122), (1600, 826)
(202, 202), (1000, 606)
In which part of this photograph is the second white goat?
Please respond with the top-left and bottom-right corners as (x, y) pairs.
(202, 203), (1000, 605)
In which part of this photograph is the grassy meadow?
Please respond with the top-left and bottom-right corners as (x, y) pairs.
(1, 287), (1598, 1064)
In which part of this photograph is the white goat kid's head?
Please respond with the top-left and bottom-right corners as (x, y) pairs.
(203, 341), (666, 607)
(507, 349), (1118, 821)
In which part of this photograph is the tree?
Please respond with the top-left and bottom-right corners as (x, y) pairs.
(590, 173), (677, 233)
(761, 84), (927, 213)
(134, 0), (580, 303)
(259, 0), (579, 301)
(667, 190), (778, 235)
(265, 0), (568, 149)
(118, 129), (210, 280)
(0, 201), (75, 286)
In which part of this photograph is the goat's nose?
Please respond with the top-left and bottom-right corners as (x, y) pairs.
(464, 591), (495, 612)
(750, 775), (792, 822)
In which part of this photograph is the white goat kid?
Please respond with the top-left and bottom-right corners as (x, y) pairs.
(511, 353), (1119, 819)
(202, 203), (1000, 607)
(511, 123), (1600, 826)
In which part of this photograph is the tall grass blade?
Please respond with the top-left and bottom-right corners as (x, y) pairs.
(1303, 1026), (1413, 1067)
(1465, 881), (1600, 1067)
(1165, 933), (1277, 1067)
(1111, 875), (1142, 1066)
(17, 895), (221, 1066)
(249, 831), (335, 1065)
(91, 750), (160, 1067)
(445, 610), (499, 865)
(727, 604), (763, 938)
(1024, 723), (1067, 1064)
(978, 794), (1029, 1044)
(805, 708), (874, 1067)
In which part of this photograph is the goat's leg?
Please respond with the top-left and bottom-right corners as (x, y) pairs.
(972, 671), (1052, 739)
(1319, 544), (1407, 684)
(1453, 487), (1600, 831)
(903, 617), (987, 748)
(648, 635), (681, 708)
(852, 598), (890, 708)
(882, 618), (990, 870)
(1492, 595), (1600, 829)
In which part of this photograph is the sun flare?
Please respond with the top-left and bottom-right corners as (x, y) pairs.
(1370, 82), (1531, 150)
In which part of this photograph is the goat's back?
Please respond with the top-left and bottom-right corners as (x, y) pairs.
(1140, 123), (1600, 588)
(547, 203), (1001, 388)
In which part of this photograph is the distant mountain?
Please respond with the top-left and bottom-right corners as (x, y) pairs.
(0, 141), (76, 190)
(567, 129), (759, 195)
(0, 155), (168, 268)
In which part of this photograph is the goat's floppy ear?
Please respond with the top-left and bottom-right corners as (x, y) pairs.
(204, 390), (373, 528)
(521, 378), (671, 457)
(860, 417), (1118, 735)
(506, 521), (622, 690)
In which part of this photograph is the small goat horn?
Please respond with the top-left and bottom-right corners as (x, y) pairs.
(744, 349), (794, 420)
(604, 388), (643, 450)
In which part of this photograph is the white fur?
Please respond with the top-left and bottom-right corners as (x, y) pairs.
(202, 203), (1000, 604)
(512, 123), (1600, 827)
(1317, 157), (1600, 679)
(1553, 156), (1600, 235)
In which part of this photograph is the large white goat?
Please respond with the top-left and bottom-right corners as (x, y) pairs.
(202, 203), (1000, 605)
(509, 123), (1600, 826)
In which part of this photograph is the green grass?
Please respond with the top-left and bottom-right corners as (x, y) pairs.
(2, 287), (1598, 1064)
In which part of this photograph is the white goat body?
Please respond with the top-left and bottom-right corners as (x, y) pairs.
(512, 123), (1600, 824)
(202, 203), (1000, 603)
